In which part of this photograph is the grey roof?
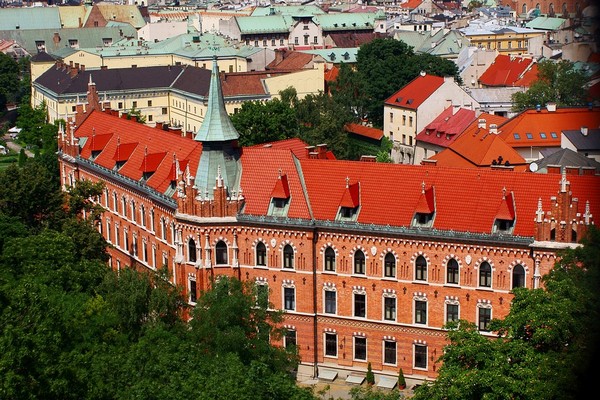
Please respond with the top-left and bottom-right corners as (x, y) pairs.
(535, 148), (600, 172)
(35, 64), (196, 95)
(563, 129), (600, 151)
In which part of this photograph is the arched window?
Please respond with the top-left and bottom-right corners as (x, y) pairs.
(415, 255), (427, 281)
(354, 250), (365, 275)
(256, 242), (266, 266)
(522, 3), (527, 13)
(447, 258), (459, 284)
(512, 264), (526, 289)
(479, 262), (492, 288)
(188, 238), (197, 263)
(384, 253), (396, 278)
(571, 228), (577, 243)
(324, 247), (336, 272)
(283, 244), (294, 269)
(215, 240), (228, 265)
(550, 228), (556, 241)
(562, 3), (568, 17)
(549, 3), (555, 16)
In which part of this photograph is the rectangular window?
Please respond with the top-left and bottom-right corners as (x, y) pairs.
(402, 115), (406, 126)
(162, 107), (167, 115)
(147, 100), (152, 107)
(479, 308), (491, 331)
(284, 330), (297, 349)
(284, 287), (295, 311)
(446, 304), (459, 323)
(414, 344), (427, 369)
(325, 333), (337, 357)
(263, 39), (267, 47)
(280, 39), (284, 45)
(313, 36), (318, 44)
(132, 101), (137, 108)
(294, 37), (299, 45)
(304, 36), (309, 45)
(118, 102), (123, 109)
(124, 230), (129, 252)
(384, 297), (396, 321)
(189, 279), (197, 303)
(409, 116), (413, 127)
(415, 300), (427, 324)
(389, 112), (393, 123)
(354, 337), (367, 361)
(354, 293), (366, 318)
(271, 39), (276, 46)
(256, 284), (269, 309)
(384, 341), (396, 365)
(325, 290), (336, 314)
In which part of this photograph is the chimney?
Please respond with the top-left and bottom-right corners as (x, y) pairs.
(489, 124), (498, 134)
(478, 118), (486, 129)
(566, 166), (579, 175)
(305, 145), (315, 158)
(536, 104), (541, 112)
(581, 126), (588, 136)
(101, 65), (108, 70)
(546, 102), (556, 112)
(452, 104), (460, 115)
(547, 165), (561, 174)
(360, 155), (376, 162)
(581, 167), (596, 176)
(316, 143), (328, 158)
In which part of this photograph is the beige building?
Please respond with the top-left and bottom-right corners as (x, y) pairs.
(32, 61), (324, 129)
(383, 73), (479, 164)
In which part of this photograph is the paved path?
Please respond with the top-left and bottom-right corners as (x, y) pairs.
(2, 134), (34, 157)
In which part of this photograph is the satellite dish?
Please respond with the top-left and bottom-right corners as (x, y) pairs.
(529, 162), (539, 172)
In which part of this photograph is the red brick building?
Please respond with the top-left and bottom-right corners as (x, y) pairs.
(58, 59), (600, 385)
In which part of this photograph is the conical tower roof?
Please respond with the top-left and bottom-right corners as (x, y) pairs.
(194, 56), (240, 142)
(193, 56), (241, 198)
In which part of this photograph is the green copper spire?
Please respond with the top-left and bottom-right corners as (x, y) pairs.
(194, 56), (239, 142)
(193, 56), (241, 199)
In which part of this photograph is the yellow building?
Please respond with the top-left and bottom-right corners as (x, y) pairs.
(32, 61), (325, 129)
(461, 25), (545, 56)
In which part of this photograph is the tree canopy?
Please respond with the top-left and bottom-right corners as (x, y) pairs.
(512, 59), (590, 112)
(412, 227), (600, 400)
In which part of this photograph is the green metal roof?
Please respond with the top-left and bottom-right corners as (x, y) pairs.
(314, 13), (376, 31)
(195, 58), (240, 143)
(193, 57), (241, 198)
(0, 7), (62, 30)
(525, 16), (566, 30)
(300, 48), (357, 63)
(236, 15), (291, 34)
(250, 5), (325, 17)
(0, 26), (138, 56)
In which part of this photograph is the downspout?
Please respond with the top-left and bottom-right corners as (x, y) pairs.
(312, 227), (319, 378)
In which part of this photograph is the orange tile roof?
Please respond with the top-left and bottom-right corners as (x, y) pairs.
(345, 123), (384, 140)
(496, 191), (515, 220)
(339, 181), (360, 208)
(75, 109), (600, 238)
(514, 63), (538, 87)
(414, 185), (435, 214)
(416, 107), (476, 147)
(402, 0), (423, 9)
(384, 74), (444, 110)
(428, 113), (527, 170)
(324, 65), (339, 82)
(268, 51), (315, 71)
(478, 55), (536, 87)
(498, 106), (600, 149)
(271, 173), (291, 199)
(76, 110), (202, 197)
(221, 70), (288, 97)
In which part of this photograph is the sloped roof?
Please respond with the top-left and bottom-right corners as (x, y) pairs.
(345, 123), (384, 141)
(236, 15), (291, 34)
(0, 7), (61, 30)
(315, 13), (378, 31)
(326, 32), (384, 48)
(416, 107), (476, 148)
(535, 148), (600, 172)
(74, 108), (600, 238)
(301, 47), (358, 63)
(75, 110), (202, 196)
(94, 4), (146, 29)
(270, 173), (291, 199)
(268, 51), (316, 70)
(427, 113), (528, 170)
(562, 128), (600, 151)
(250, 5), (326, 17)
(384, 73), (445, 109)
(339, 181), (360, 208)
(297, 160), (600, 236)
(498, 107), (600, 149)
(246, 138), (312, 160)
(478, 55), (536, 87)
(221, 70), (287, 97)
(525, 16), (566, 30)
(414, 185), (435, 214)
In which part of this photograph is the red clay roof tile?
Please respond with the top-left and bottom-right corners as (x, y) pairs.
(384, 74), (445, 110)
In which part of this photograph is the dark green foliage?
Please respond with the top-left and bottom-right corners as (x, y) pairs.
(366, 362), (375, 385)
(349, 385), (401, 400)
(231, 97), (299, 146)
(398, 368), (406, 389)
(412, 227), (600, 400)
(0, 53), (19, 111)
(17, 148), (26, 166)
(512, 59), (589, 112)
(345, 38), (459, 128)
(126, 106), (146, 124)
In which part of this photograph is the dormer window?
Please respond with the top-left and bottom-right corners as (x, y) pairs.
(268, 171), (291, 217)
(412, 182), (435, 228)
(493, 188), (516, 234)
(337, 178), (360, 222)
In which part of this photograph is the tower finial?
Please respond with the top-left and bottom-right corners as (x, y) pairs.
(560, 167), (569, 193)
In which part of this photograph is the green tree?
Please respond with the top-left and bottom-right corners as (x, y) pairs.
(126, 106), (147, 124)
(512, 59), (589, 112)
(0, 52), (19, 111)
(412, 227), (600, 400)
(231, 98), (299, 146)
(349, 385), (402, 400)
(189, 275), (297, 373)
(366, 362), (375, 385)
